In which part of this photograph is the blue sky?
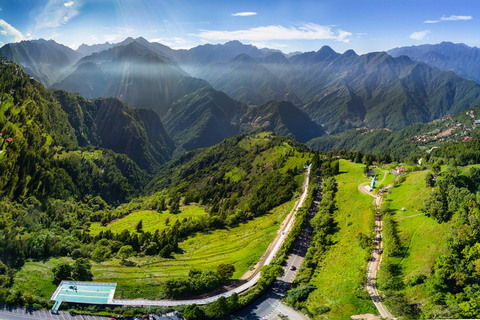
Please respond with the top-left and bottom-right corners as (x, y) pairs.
(0, 0), (478, 54)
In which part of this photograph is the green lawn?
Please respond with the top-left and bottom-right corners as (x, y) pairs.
(383, 170), (451, 302)
(305, 160), (377, 320)
(12, 257), (73, 300)
(15, 199), (296, 300)
(89, 205), (208, 235)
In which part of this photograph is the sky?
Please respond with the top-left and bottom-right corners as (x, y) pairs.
(0, 0), (478, 54)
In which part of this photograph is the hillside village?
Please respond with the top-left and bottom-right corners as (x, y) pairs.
(411, 111), (479, 145)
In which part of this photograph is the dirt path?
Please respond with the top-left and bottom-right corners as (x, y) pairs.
(359, 172), (394, 319)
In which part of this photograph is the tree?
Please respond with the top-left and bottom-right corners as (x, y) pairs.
(184, 304), (206, 320)
(23, 293), (34, 305)
(432, 162), (441, 175)
(207, 296), (228, 318)
(217, 263), (235, 282)
(117, 245), (134, 259)
(227, 292), (239, 311)
(72, 258), (93, 281)
(136, 219), (143, 233)
(52, 262), (72, 284)
(159, 244), (173, 258)
(92, 246), (111, 263)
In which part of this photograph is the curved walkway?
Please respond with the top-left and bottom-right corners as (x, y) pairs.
(107, 165), (312, 307)
(360, 174), (394, 319)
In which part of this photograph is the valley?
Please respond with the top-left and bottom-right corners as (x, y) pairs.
(2, 22), (480, 320)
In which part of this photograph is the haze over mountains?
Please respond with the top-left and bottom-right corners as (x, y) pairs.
(3, 37), (480, 154)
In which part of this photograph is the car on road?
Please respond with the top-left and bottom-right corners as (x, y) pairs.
(290, 266), (296, 271)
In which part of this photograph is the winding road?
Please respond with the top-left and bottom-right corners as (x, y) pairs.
(99, 165), (313, 308)
(360, 172), (394, 319)
(235, 166), (322, 319)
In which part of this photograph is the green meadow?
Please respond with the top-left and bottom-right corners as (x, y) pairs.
(14, 199), (296, 300)
(89, 205), (208, 235)
(382, 170), (451, 303)
(305, 160), (377, 320)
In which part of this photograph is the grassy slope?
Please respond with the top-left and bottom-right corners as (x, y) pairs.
(382, 170), (451, 303)
(14, 199), (296, 300)
(306, 160), (377, 319)
(89, 205), (207, 235)
(12, 257), (73, 300)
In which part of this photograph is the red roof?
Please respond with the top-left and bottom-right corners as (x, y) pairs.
(6, 138), (13, 142)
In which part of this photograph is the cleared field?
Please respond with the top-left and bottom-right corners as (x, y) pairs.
(13, 257), (73, 299)
(89, 205), (208, 235)
(15, 199), (296, 300)
(305, 160), (377, 319)
(93, 199), (295, 299)
(384, 170), (451, 302)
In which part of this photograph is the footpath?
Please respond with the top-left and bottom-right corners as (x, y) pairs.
(358, 173), (394, 320)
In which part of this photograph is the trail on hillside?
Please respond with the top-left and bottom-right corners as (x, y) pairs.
(359, 170), (394, 319)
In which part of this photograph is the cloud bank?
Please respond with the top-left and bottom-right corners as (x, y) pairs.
(425, 15), (472, 23)
(232, 12), (257, 17)
(410, 30), (431, 40)
(196, 23), (352, 43)
(0, 19), (25, 42)
(35, 0), (81, 29)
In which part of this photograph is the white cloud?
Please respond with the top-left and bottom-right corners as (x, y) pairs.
(232, 12), (257, 17)
(425, 15), (472, 23)
(35, 0), (81, 29)
(250, 42), (288, 49)
(441, 15), (472, 21)
(195, 23), (352, 43)
(150, 37), (191, 49)
(410, 30), (431, 40)
(0, 19), (25, 42)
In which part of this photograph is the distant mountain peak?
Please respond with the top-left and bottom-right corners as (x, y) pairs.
(262, 51), (289, 64)
(312, 45), (340, 62)
(229, 52), (256, 64)
(342, 49), (358, 58)
(224, 40), (244, 46)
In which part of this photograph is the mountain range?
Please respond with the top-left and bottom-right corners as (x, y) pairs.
(3, 37), (480, 156)
(388, 41), (480, 84)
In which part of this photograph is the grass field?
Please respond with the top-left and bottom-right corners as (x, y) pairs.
(89, 205), (208, 235)
(14, 199), (296, 300)
(305, 160), (377, 320)
(13, 257), (73, 300)
(382, 170), (451, 302)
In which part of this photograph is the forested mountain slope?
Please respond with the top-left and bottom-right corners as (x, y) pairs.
(277, 47), (480, 134)
(52, 40), (209, 117)
(239, 100), (325, 143)
(0, 61), (153, 204)
(0, 39), (83, 87)
(195, 53), (302, 106)
(307, 105), (480, 159)
(54, 90), (175, 173)
(163, 86), (244, 152)
(388, 41), (480, 83)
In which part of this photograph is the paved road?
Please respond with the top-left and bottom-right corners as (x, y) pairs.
(107, 166), (313, 308)
(234, 168), (322, 319)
